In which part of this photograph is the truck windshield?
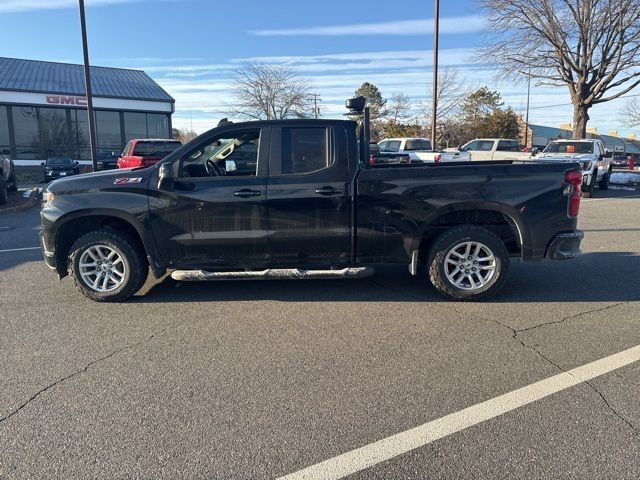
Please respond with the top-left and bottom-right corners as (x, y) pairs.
(544, 142), (593, 154)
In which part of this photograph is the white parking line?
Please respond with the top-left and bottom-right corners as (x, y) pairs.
(0, 247), (40, 253)
(279, 344), (640, 480)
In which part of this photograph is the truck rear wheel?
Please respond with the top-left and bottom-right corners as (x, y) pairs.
(68, 229), (148, 302)
(598, 170), (610, 190)
(427, 226), (509, 301)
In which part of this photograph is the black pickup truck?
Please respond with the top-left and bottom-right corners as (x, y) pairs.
(40, 98), (584, 302)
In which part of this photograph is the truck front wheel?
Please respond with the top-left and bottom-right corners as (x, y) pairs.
(68, 229), (148, 302)
(427, 226), (509, 301)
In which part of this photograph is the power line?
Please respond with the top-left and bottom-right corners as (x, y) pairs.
(310, 93), (322, 119)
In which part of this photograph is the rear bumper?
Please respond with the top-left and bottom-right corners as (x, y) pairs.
(545, 230), (584, 260)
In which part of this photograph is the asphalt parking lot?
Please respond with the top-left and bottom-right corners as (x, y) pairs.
(1, 189), (639, 479)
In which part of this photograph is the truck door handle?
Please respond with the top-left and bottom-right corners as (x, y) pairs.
(315, 186), (343, 196)
(233, 189), (261, 198)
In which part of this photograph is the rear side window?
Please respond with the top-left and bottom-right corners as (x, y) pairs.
(497, 140), (520, 151)
(404, 139), (432, 151)
(281, 128), (330, 174)
(121, 140), (133, 156)
(133, 141), (181, 158)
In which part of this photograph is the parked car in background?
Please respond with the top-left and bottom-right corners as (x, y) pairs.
(534, 139), (612, 196)
(611, 154), (632, 168)
(449, 139), (531, 162)
(369, 142), (411, 165)
(0, 149), (18, 205)
(42, 157), (80, 182)
(97, 150), (120, 170)
(378, 138), (442, 163)
(117, 139), (182, 169)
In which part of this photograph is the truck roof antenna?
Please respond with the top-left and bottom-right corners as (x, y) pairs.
(217, 118), (231, 126)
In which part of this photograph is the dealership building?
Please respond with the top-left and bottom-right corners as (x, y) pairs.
(0, 57), (174, 164)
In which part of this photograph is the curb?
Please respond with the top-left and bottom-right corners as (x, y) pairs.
(0, 189), (42, 214)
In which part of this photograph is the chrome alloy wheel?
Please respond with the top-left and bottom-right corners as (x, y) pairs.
(444, 241), (497, 291)
(78, 245), (126, 292)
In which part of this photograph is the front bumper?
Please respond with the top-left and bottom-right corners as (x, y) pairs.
(39, 230), (57, 271)
(545, 230), (584, 260)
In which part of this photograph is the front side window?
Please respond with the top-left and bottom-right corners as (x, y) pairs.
(385, 140), (401, 152)
(476, 141), (495, 151)
(281, 128), (329, 174)
(181, 129), (260, 178)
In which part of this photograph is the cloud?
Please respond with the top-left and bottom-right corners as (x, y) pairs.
(248, 15), (485, 36)
(0, 0), (164, 12)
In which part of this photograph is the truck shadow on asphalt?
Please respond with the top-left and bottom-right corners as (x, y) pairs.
(135, 251), (640, 304)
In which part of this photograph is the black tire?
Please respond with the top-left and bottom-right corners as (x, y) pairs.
(68, 229), (148, 302)
(7, 166), (17, 192)
(598, 170), (610, 190)
(582, 171), (597, 198)
(427, 225), (510, 301)
(0, 175), (7, 206)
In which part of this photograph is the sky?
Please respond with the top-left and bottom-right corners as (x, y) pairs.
(0, 0), (637, 136)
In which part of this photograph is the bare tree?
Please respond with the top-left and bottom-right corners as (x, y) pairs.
(387, 92), (412, 123)
(621, 96), (640, 126)
(420, 67), (470, 125)
(478, 0), (640, 139)
(228, 62), (311, 120)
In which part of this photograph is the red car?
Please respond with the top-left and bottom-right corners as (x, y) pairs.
(117, 139), (182, 169)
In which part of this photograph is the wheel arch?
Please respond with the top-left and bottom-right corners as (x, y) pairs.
(412, 203), (528, 262)
(52, 210), (164, 279)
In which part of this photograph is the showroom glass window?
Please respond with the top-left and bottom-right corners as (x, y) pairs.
(0, 107), (10, 154)
(37, 107), (73, 158)
(70, 109), (90, 160)
(147, 114), (169, 138)
(124, 112), (148, 140)
(95, 110), (122, 156)
(12, 107), (40, 159)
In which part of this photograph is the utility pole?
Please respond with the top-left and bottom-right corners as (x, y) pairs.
(78, 0), (98, 172)
(431, 0), (440, 150)
(524, 68), (531, 149)
(310, 93), (321, 119)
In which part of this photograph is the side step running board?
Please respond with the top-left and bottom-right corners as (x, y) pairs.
(171, 267), (375, 282)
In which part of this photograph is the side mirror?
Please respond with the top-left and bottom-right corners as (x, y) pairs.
(604, 150), (613, 159)
(531, 147), (539, 156)
(75, 161), (80, 165)
(158, 162), (174, 191)
(41, 161), (45, 166)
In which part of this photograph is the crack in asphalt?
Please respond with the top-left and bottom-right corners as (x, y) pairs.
(515, 300), (637, 335)
(0, 320), (185, 426)
(494, 317), (639, 434)
(368, 277), (639, 434)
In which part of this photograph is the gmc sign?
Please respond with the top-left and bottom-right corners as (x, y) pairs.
(46, 95), (87, 106)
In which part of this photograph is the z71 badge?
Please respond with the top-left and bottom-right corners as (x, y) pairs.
(114, 177), (143, 185)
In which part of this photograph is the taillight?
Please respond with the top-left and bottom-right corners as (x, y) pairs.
(565, 170), (582, 217)
(434, 154), (441, 164)
(369, 156), (376, 165)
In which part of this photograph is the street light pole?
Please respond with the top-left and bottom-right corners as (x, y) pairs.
(78, 0), (98, 172)
(431, 0), (439, 150)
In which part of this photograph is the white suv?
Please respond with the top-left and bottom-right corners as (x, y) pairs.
(535, 139), (612, 196)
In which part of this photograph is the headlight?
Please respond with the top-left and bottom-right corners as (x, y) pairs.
(43, 191), (55, 204)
